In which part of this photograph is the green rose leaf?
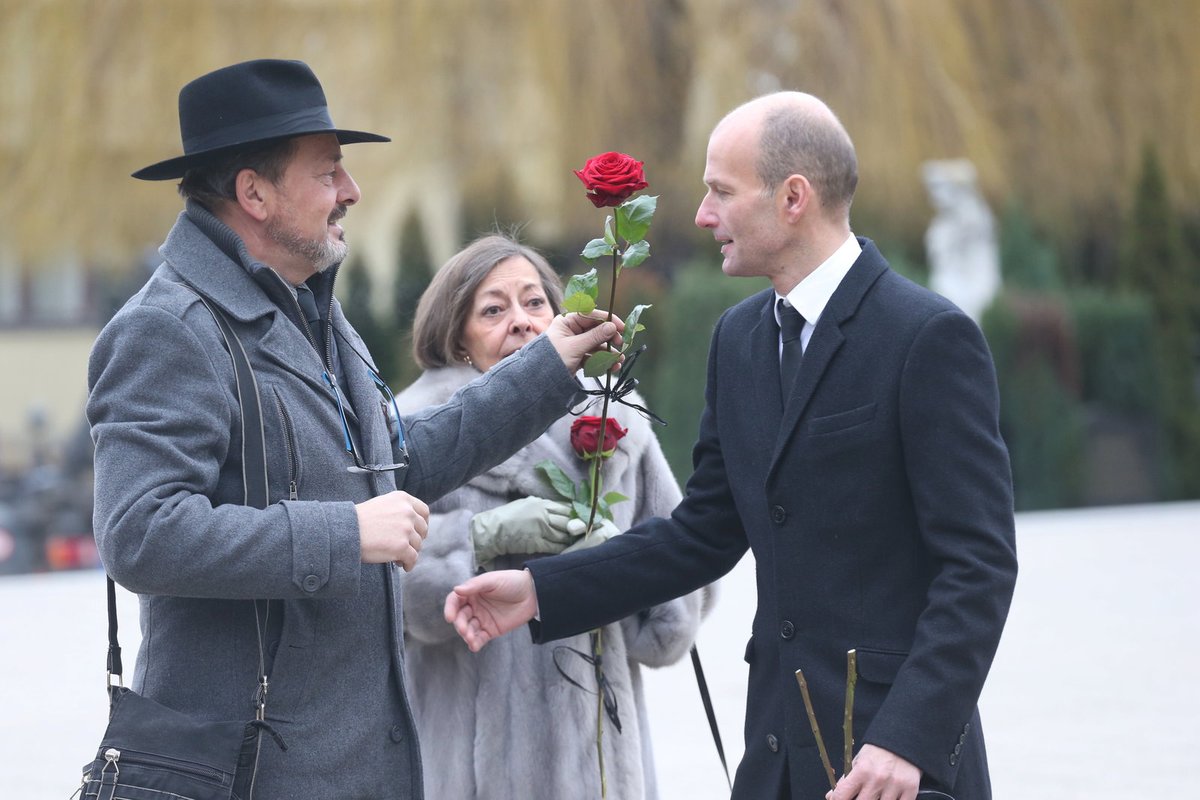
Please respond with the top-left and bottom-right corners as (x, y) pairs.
(581, 238), (615, 263)
(563, 292), (596, 314)
(583, 350), (622, 378)
(536, 460), (577, 501)
(603, 491), (630, 507)
(604, 216), (617, 247)
(572, 500), (593, 523)
(616, 195), (657, 244)
(563, 268), (598, 313)
(622, 303), (652, 352)
(621, 239), (650, 269)
(595, 494), (614, 522)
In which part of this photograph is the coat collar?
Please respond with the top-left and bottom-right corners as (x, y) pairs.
(159, 209), (381, 434)
(768, 237), (888, 479)
(161, 208), (375, 363)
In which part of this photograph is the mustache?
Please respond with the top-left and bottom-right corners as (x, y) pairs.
(328, 205), (348, 224)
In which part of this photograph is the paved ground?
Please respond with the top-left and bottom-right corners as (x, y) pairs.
(3, 502), (1197, 798)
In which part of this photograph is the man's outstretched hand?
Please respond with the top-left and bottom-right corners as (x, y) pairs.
(444, 569), (539, 652)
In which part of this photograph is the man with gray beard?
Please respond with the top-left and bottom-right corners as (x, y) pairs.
(87, 59), (619, 798)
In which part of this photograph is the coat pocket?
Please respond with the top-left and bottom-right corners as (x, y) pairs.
(854, 647), (908, 684)
(806, 402), (877, 435)
(271, 387), (301, 501)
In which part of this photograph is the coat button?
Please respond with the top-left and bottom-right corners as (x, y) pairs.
(302, 574), (320, 592)
(779, 620), (795, 640)
(949, 753), (958, 767)
(389, 724), (405, 743)
(771, 505), (787, 525)
(954, 742), (962, 755)
(766, 734), (779, 753)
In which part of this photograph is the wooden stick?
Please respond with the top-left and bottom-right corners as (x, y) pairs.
(844, 649), (857, 776)
(795, 668), (837, 791)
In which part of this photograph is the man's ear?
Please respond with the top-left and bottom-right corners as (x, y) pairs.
(780, 174), (813, 222)
(234, 168), (272, 223)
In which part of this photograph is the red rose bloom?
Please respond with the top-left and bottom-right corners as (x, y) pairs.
(574, 152), (649, 208)
(570, 416), (628, 459)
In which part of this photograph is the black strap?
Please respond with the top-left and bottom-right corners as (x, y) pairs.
(105, 576), (122, 681)
(195, 293), (269, 510)
(105, 290), (269, 704)
(690, 644), (732, 790)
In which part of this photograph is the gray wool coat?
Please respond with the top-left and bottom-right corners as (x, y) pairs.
(395, 366), (716, 800)
(87, 206), (583, 799)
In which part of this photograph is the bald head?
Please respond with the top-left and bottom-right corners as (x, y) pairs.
(718, 92), (858, 218)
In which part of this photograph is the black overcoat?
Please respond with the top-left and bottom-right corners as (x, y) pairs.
(529, 239), (1018, 799)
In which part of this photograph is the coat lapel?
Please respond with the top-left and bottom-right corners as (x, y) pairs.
(747, 296), (785, 455)
(768, 240), (888, 479)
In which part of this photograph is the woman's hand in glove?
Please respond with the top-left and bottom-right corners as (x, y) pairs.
(561, 517), (621, 554)
(469, 497), (576, 568)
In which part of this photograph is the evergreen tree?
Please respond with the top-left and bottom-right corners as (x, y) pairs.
(337, 258), (390, 378)
(1000, 200), (1062, 291)
(390, 211), (435, 388)
(1120, 144), (1200, 498)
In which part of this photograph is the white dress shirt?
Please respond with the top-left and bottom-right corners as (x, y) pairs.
(774, 234), (862, 357)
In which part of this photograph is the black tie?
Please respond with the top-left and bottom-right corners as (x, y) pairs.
(778, 298), (805, 403)
(296, 284), (326, 357)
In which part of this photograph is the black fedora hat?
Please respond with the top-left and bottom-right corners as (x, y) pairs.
(132, 59), (390, 181)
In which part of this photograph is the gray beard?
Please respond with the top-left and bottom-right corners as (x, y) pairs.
(266, 220), (348, 274)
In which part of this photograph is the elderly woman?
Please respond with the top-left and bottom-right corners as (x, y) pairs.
(395, 233), (714, 800)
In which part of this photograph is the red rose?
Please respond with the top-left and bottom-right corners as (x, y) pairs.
(574, 152), (649, 208)
(570, 416), (628, 459)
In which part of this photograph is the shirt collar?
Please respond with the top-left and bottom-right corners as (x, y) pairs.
(776, 234), (861, 325)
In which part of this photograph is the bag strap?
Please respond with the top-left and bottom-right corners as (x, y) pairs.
(690, 643), (732, 790)
(105, 289), (271, 717)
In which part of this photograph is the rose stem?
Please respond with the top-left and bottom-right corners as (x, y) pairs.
(584, 211), (620, 534)
(795, 668), (838, 791)
(844, 649), (857, 777)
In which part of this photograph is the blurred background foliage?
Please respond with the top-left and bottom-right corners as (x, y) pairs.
(1, 0), (1199, 570)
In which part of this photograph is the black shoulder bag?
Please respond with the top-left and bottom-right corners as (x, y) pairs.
(75, 293), (285, 800)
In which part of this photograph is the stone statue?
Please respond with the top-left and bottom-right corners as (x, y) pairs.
(922, 159), (1001, 322)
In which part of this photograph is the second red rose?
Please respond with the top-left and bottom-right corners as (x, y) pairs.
(570, 415), (628, 459)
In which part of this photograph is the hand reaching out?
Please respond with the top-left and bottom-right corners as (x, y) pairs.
(444, 569), (539, 652)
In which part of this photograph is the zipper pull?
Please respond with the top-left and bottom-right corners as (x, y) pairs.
(289, 480), (298, 501)
(98, 749), (120, 800)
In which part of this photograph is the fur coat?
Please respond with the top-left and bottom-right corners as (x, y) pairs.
(396, 365), (716, 800)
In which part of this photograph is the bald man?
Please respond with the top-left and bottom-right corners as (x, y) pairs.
(445, 92), (1017, 800)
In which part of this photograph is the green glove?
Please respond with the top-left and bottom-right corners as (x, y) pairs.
(561, 517), (622, 554)
(469, 497), (576, 568)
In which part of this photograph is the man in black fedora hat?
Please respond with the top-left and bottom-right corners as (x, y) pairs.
(87, 59), (620, 798)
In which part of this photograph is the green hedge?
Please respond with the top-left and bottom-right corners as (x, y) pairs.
(652, 262), (766, 482)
